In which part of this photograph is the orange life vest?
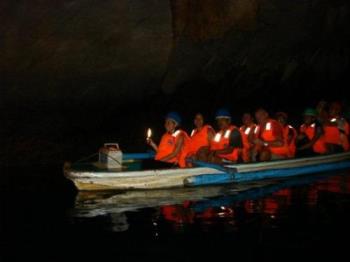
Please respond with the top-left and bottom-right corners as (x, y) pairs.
(283, 125), (297, 158)
(256, 119), (289, 157)
(210, 125), (241, 162)
(300, 123), (327, 154)
(187, 125), (213, 156)
(155, 129), (190, 167)
(323, 117), (350, 151)
(240, 124), (257, 140)
(240, 124), (256, 162)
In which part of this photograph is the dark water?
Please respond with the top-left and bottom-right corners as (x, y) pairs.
(1, 167), (350, 262)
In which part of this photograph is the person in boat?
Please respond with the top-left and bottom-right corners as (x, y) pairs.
(297, 108), (328, 157)
(201, 108), (244, 164)
(239, 113), (257, 162)
(147, 112), (190, 168)
(323, 101), (350, 152)
(187, 113), (215, 161)
(316, 100), (329, 124)
(275, 112), (297, 158)
(253, 108), (288, 161)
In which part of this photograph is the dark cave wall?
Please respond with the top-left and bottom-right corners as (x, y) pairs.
(170, 0), (258, 41)
(164, 0), (350, 99)
(1, 0), (349, 105)
(0, 0), (172, 104)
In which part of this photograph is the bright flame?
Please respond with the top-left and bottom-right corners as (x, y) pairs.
(147, 128), (152, 138)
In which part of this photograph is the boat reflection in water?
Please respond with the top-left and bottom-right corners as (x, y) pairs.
(71, 171), (350, 233)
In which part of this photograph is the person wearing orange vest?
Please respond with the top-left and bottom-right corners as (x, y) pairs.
(323, 102), (350, 152)
(187, 113), (215, 158)
(147, 112), (190, 168)
(240, 113), (257, 162)
(253, 108), (288, 161)
(207, 109), (243, 164)
(275, 112), (297, 158)
(297, 108), (328, 156)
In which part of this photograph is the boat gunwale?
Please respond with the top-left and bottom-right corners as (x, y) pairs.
(64, 152), (350, 191)
(66, 166), (226, 179)
(66, 152), (350, 179)
(225, 152), (350, 172)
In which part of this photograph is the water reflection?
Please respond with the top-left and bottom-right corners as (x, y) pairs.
(70, 171), (350, 233)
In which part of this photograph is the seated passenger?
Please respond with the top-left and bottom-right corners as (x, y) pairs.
(253, 108), (288, 161)
(275, 112), (297, 158)
(147, 112), (190, 168)
(187, 113), (215, 159)
(323, 102), (349, 152)
(239, 113), (257, 162)
(297, 108), (327, 157)
(198, 109), (243, 164)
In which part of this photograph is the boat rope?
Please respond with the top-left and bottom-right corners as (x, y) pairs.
(102, 153), (123, 166)
(74, 152), (99, 164)
(74, 151), (123, 166)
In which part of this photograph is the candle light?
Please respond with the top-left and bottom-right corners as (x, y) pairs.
(147, 128), (152, 139)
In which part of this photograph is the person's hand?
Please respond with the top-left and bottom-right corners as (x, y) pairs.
(146, 138), (156, 147)
(254, 139), (265, 146)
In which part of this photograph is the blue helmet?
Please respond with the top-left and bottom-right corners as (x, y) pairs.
(165, 111), (182, 125)
(215, 108), (231, 119)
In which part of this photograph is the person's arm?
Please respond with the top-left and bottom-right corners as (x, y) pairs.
(207, 127), (215, 144)
(211, 129), (242, 156)
(287, 128), (296, 145)
(147, 138), (158, 151)
(248, 128), (256, 144)
(299, 126), (323, 150)
(159, 134), (184, 162)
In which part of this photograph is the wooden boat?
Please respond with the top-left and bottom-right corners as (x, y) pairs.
(64, 151), (350, 191)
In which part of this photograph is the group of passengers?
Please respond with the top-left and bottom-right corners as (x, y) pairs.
(146, 101), (350, 167)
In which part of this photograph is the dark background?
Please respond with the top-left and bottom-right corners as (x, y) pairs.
(1, 0), (350, 167)
(1, 2), (350, 261)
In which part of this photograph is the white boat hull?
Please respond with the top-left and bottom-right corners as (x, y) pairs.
(65, 167), (225, 190)
(64, 152), (350, 191)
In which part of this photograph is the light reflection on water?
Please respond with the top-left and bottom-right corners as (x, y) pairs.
(71, 171), (350, 233)
(2, 169), (350, 261)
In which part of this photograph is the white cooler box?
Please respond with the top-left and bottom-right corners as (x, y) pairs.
(99, 143), (123, 169)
